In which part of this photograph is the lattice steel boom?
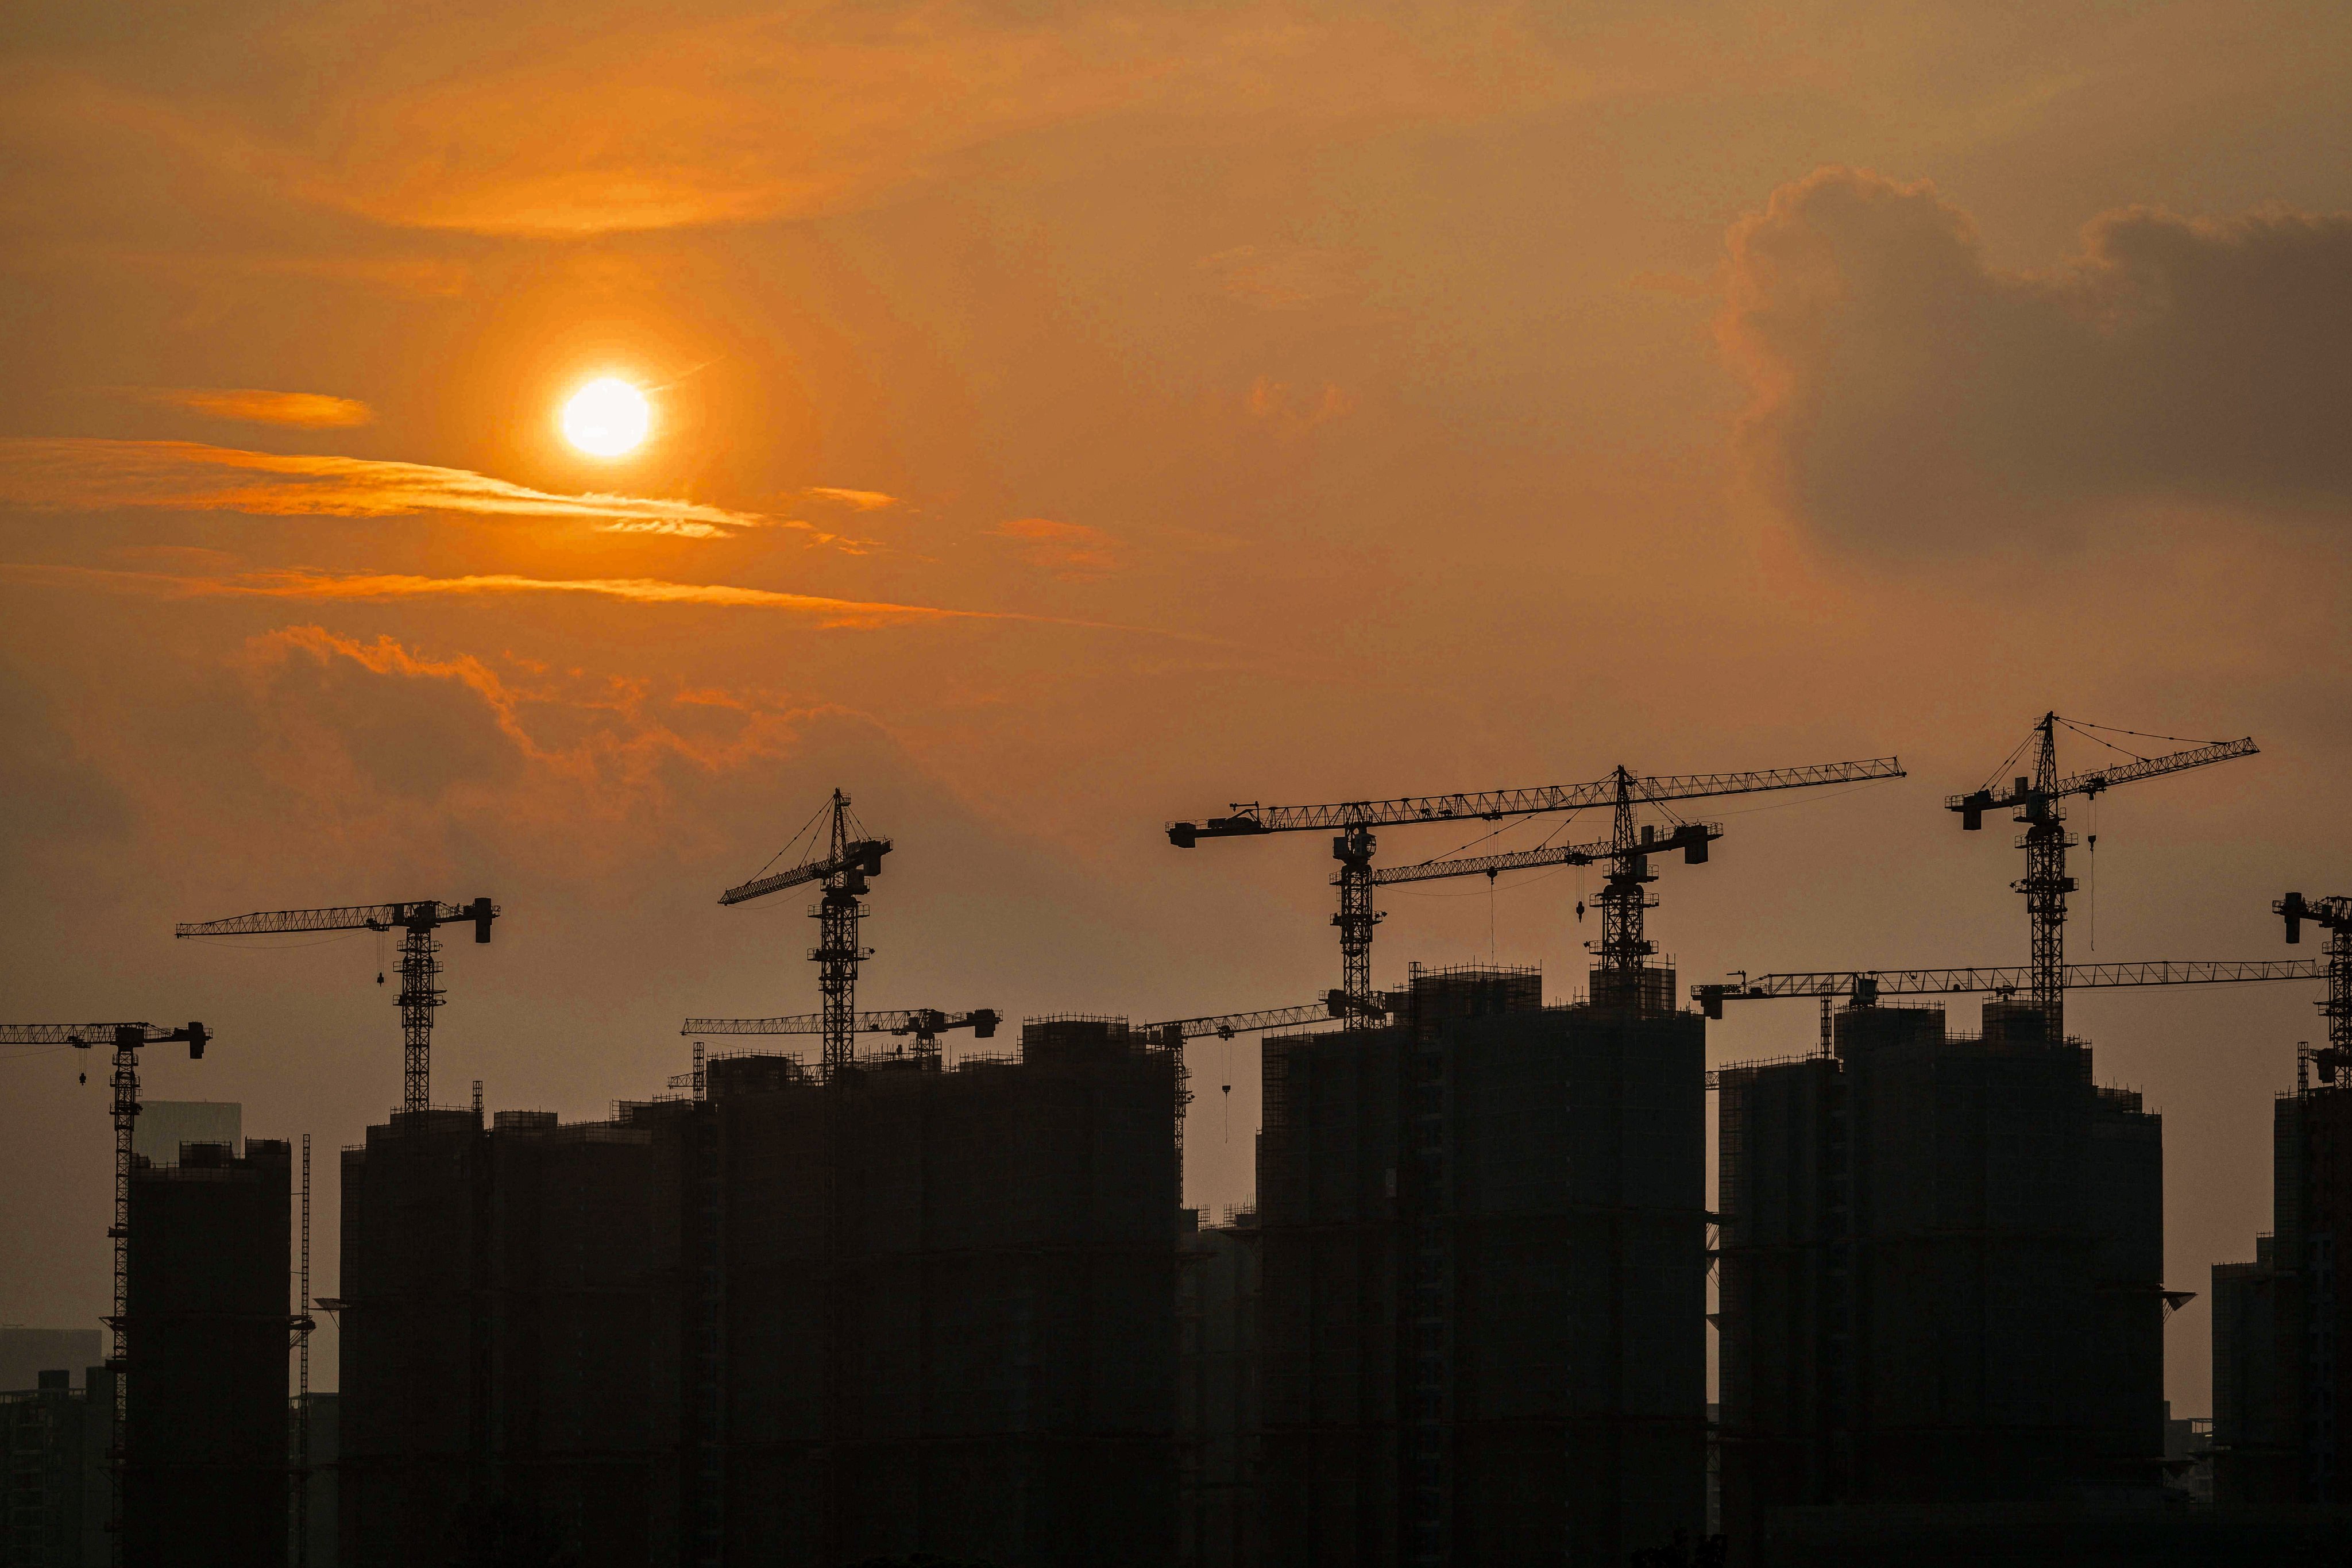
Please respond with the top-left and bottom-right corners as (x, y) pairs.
(1136, 991), (1386, 1048)
(1693, 957), (2320, 1017)
(679, 1006), (999, 1049)
(176, 898), (496, 1114)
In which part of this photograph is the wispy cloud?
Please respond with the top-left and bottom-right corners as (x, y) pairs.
(0, 438), (768, 537)
(0, 563), (980, 628)
(804, 486), (898, 511)
(118, 388), (376, 428)
(990, 517), (1119, 581)
(2, 562), (1237, 646)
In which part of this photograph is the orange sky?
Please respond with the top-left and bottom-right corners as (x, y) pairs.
(4, 0), (2349, 1409)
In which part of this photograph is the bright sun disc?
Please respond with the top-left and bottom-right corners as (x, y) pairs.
(562, 377), (651, 457)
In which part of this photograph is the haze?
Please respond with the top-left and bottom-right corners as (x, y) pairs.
(3, 0), (2349, 1420)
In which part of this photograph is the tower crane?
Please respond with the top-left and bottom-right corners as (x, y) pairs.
(2, 1018), (208, 1559)
(1950, 714), (2256, 1042)
(175, 898), (496, 1114)
(2280, 891), (2352, 1075)
(1169, 758), (1900, 1022)
(719, 790), (890, 1075)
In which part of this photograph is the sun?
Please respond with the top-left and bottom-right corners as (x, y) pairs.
(561, 377), (651, 457)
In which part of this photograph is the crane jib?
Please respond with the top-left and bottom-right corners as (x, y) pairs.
(1169, 758), (1902, 841)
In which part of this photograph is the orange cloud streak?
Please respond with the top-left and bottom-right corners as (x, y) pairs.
(121, 387), (376, 428)
(0, 438), (768, 537)
(0, 563), (980, 629)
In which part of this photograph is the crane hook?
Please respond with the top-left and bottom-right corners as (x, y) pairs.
(1575, 900), (1585, 922)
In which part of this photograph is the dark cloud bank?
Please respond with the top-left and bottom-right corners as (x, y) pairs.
(1721, 167), (2352, 551)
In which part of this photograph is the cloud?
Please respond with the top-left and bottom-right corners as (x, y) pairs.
(804, 487), (898, 511)
(989, 517), (1119, 581)
(119, 388), (375, 428)
(0, 563), (988, 629)
(230, 625), (843, 833)
(0, 438), (768, 537)
(1719, 167), (2352, 551)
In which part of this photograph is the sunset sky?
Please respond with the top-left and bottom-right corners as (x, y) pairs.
(3, 1), (2348, 1410)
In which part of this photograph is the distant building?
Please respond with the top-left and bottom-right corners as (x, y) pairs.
(1717, 1002), (2170, 1561)
(1179, 1205), (1261, 1568)
(131, 1100), (240, 1165)
(0, 1367), (111, 1567)
(0, 1329), (102, 1395)
(125, 1137), (291, 1568)
(1256, 963), (1709, 1566)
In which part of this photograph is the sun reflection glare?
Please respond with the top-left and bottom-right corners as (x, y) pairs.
(562, 378), (651, 457)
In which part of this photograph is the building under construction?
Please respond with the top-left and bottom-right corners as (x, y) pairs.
(2213, 1057), (2352, 1505)
(337, 1017), (1184, 1566)
(1716, 1002), (2169, 1558)
(1255, 963), (1709, 1566)
(0, 1368), (113, 1567)
(124, 1136), (292, 1567)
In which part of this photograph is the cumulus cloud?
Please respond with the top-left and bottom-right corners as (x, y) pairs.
(120, 388), (375, 428)
(0, 438), (768, 536)
(1719, 167), (2352, 550)
(989, 517), (1119, 581)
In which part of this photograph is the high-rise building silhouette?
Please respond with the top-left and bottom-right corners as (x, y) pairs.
(1255, 963), (1708, 1565)
(1716, 1002), (2167, 1559)
(2214, 1057), (2352, 1505)
(338, 1017), (1182, 1566)
(125, 1137), (292, 1567)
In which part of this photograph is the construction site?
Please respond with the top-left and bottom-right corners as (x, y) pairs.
(10, 719), (2352, 1567)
